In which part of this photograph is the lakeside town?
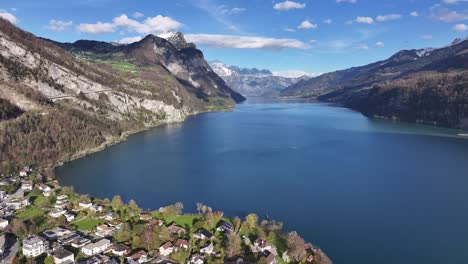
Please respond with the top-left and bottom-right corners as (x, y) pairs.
(0, 167), (330, 264)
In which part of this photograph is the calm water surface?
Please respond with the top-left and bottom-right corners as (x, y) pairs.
(56, 99), (468, 264)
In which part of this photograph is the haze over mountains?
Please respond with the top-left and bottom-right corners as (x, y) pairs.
(0, 19), (244, 168)
(210, 61), (315, 97)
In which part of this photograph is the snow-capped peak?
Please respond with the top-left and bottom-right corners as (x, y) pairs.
(415, 48), (435, 57)
(210, 62), (236, 77)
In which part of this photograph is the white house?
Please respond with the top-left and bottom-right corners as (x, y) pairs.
(43, 227), (71, 240)
(21, 181), (33, 191)
(159, 242), (173, 256)
(200, 243), (214, 255)
(112, 244), (130, 256)
(49, 208), (66, 218)
(126, 250), (148, 264)
(7, 197), (29, 210)
(0, 218), (8, 229)
(193, 229), (213, 240)
(188, 254), (205, 264)
(64, 212), (75, 222)
(81, 239), (111, 256)
(19, 170), (28, 177)
(22, 236), (48, 258)
(79, 201), (93, 209)
(52, 248), (74, 264)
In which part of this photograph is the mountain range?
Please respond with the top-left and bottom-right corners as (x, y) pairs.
(281, 38), (468, 129)
(210, 61), (313, 97)
(0, 19), (244, 170)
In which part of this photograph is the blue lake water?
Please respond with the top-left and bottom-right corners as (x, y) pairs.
(56, 98), (468, 264)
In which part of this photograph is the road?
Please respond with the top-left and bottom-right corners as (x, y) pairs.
(1, 235), (18, 264)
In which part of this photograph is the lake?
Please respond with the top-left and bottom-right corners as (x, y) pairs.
(56, 98), (468, 264)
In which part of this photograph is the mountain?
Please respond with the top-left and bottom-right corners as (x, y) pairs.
(210, 61), (312, 97)
(281, 38), (468, 129)
(0, 19), (244, 170)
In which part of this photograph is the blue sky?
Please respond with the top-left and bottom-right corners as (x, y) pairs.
(0, 0), (467, 74)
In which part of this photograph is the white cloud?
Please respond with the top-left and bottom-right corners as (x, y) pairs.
(323, 19), (333, 24)
(184, 34), (308, 50)
(298, 20), (317, 29)
(116, 36), (143, 44)
(284, 27), (296, 32)
(357, 44), (369, 50)
(443, 0), (468, 4)
(410, 11), (419, 17)
(336, 0), (357, 3)
(46, 19), (73, 32)
(273, 1), (306, 11)
(453, 23), (468, 31)
(77, 22), (116, 34)
(222, 7), (246, 14)
(0, 11), (18, 24)
(77, 14), (182, 35)
(355, 16), (374, 24)
(376, 14), (402, 22)
(421, 35), (433, 40)
(133, 12), (144, 18)
(430, 6), (468, 22)
(375, 41), (385, 47)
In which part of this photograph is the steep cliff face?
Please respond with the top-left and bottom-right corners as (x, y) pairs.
(0, 19), (244, 169)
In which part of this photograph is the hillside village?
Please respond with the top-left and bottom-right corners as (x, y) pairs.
(0, 167), (330, 264)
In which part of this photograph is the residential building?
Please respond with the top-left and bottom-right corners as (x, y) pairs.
(22, 236), (48, 258)
(159, 242), (173, 256)
(52, 248), (74, 264)
(112, 244), (130, 256)
(188, 254), (204, 264)
(193, 229), (213, 240)
(200, 243), (214, 255)
(126, 250), (148, 264)
(174, 238), (189, 250)
(81, 239), (111, 256)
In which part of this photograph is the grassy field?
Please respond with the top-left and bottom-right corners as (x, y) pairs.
(16, 207), (45, 220)
(73, 218), (103, 230)
(165, 215), (201, 229)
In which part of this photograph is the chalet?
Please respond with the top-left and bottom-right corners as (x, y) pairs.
(216, 221), (233, 233)
(193, 229), (213, 240)
(159, 242), (173, 256)
(52, 248), (75, 264)
(112, 244), (131, 256)
(81, 239), (111, 256)
(22, 236), (48, 258)
(174, 238), (189, 250)
(167, 224), (186, 235)
(127, 250), (148, 264)
(200, 243), (214, 255)
(188, 254), (204, 264)
(55, 195), (69, 208)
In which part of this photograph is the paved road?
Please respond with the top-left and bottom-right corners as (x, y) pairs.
(1, 235), (18, 264)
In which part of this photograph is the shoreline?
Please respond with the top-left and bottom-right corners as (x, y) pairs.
(51, 107), (230, 170)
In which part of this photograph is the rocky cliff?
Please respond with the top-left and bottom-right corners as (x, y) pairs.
(0, 19), (244, 170)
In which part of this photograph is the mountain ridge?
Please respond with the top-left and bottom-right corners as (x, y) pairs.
(0, 19), (244, 170)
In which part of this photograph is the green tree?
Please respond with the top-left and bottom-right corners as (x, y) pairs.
(111, 195), (123, 210)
